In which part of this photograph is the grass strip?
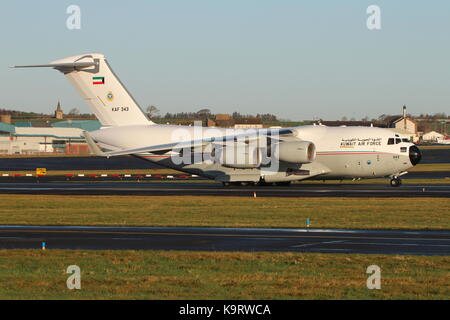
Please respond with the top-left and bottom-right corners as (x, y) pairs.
(0, 195), (448, 230)
(0, 250), (447, 299)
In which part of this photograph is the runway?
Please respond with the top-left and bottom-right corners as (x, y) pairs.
(0, 181), (449, 197)
(0, 225), (449, 255)
(1, 170), (449, 181)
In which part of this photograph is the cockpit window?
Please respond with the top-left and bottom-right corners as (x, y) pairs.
(388, 138), (395, 145)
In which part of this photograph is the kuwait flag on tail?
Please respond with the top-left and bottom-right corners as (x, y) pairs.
(92, 76), (105, 85)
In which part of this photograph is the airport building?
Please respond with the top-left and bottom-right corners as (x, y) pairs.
(0, 102), (103, 155)
(0, 119), (101, 155)
(384, 106), (420, 142)
(422, 130), (445, 142)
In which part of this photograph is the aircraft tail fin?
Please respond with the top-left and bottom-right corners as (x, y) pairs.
(13, 53), (153, 127)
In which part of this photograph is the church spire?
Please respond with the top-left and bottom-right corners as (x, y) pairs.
(54, 101), (63, 119)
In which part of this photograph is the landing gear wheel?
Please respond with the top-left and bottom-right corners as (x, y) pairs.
(390, 178), (402, 187)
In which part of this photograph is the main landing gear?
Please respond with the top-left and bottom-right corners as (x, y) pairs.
(390, 177), (402, 187)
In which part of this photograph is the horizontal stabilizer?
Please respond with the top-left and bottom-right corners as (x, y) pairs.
(11, 62), (97, 70)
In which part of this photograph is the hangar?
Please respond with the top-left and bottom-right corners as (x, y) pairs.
(0, 120), (100, 155)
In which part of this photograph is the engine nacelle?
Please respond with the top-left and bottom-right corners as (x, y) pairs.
(215, 145), (262, 169)
(273, 141), (316, 164)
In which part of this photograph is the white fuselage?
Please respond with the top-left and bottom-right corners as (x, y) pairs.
(90, 124), (420, 183)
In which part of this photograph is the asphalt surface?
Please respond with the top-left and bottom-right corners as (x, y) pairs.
(418, 147), (450, 163)
(0, 170), (448, 181)
(0, 156), (161, 171)
(0, 225), (448, 255)
(405, 171), (450, 179)
(0, 181), (449, 197)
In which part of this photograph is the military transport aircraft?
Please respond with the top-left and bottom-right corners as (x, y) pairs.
(13, 53), (421, 187)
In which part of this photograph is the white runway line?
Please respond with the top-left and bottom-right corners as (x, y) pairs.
(291, 240), (346, 248)
(349, 242), (450, 247)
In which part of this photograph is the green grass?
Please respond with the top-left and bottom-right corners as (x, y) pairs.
(0, 195), (449, 230)
(0, 250), (448, 299)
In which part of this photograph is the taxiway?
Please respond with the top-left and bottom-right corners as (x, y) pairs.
(0, 225), (448, 255)
(0, 181), (449, 197)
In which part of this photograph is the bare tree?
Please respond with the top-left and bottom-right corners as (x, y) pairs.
(68, 108), (80, 115)
(197, 108), (211, 116)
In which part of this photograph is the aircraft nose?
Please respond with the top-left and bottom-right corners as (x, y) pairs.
(409, 145), (422, 166)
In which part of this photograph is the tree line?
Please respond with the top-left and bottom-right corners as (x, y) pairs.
(145, 106), (277, 121)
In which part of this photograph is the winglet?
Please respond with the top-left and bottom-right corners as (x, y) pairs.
(83, 131), (107, 157)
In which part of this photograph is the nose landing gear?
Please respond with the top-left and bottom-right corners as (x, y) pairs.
(390, 177), (402, 187)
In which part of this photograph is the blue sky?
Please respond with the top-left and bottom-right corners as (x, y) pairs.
(1, 1), (449, 120)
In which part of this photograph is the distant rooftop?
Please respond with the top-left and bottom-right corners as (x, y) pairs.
(52, 120), (101, 131)
(0, 122), (15, 134)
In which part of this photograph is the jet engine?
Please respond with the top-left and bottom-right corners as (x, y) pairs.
(272, 141), (316, 164)
(214, 145), (262, 169)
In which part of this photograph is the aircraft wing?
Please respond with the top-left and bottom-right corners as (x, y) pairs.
(83, 128), (295, 158)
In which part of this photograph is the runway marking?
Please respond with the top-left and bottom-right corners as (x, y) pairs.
(0, 236), (26, 239)
(349, 242), (450, 247)
(291, 240), (346, 248)
(1, 229), (449, 243)
(308, 248), (349, 252)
